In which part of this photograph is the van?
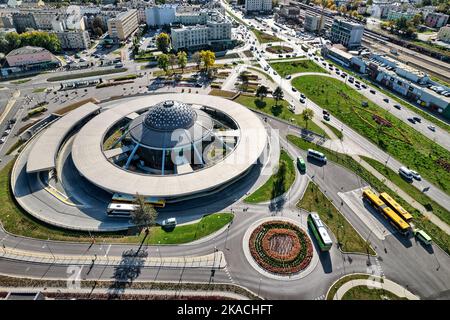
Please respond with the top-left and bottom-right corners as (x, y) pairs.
(162, 217), (177, 227)
(399, 166), (413, 181)
(307, 149), (327, 164)
(415, 229), (432, 245)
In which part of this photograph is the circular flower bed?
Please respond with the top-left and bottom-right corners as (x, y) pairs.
(249, 221), (313, 275)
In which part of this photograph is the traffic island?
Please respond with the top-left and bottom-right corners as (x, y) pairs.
(242, 217), (319, 281)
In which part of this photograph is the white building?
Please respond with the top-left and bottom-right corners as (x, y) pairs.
(330, 18), (364, 49)
(55, 30), (91, 50)
(145, 5), (177, 27)
(171, 12), (232, 51)
(304, 13), (325, 33)
(244, 0), (272, 14)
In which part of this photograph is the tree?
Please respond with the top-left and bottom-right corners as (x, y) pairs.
(192, 51), (201, 70)
(92, 16), (106, 34)
(156, 32), (171, 53)
(238, 72), (250, 91)
(199, 50), (215, 71)
(256, 85), (268, 101)
(157, 53), (170, 74)
(177, 51), (187, 72)
(272, 86), (284, 106)
(131, 193), (158, 232)
(411, 13), (423, 27)
(168, 53), (177, 71)
(301, 108), (314, 130)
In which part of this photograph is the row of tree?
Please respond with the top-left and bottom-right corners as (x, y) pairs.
(157, 50), (216, 74)
(0, 31), (61, 54)
(255, 84), (315, 129)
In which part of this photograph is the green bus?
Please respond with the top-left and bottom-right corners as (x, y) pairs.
(414, 229), (432, 246)
(296, 156), (306, 172)
(308, 213), (333, 251)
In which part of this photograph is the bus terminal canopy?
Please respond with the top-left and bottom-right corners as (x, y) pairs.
(26, 102), (101, 173)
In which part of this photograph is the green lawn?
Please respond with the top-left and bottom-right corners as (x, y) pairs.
(361, 156), (450, 226)
(327, 274), (371, 300)
(11, 79), (31, 84)
(0, 160), (232, 244)
(342, 286), (407, 300)
(32, 88), (46, 93)
(298, 182), (375, 255)
(292, 75), (450, 194)
(244, 150), (296, 203)
(266, 45), (293, 54)
(234, 94), (327, 137)
(270, 60), (327, 77)
(252, 29), (282, 44)
(321, 121), (343, 140)
(47, 68), (127, 82)
(287, 135), (450, 255)
(324, 58), (450, 134)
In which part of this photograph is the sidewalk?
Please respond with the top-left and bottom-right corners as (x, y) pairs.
(0, 247), (227, 269)
(354, 155), (450, 236)
(333, 277), (419, 300)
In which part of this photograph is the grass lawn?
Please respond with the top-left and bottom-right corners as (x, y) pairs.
(208, 89), (237, 99)
(252, 29), (282, 44)
(11, 79), (31, 84)
(287, 135), (450, 255)
(321, 121), (343, 140)
(292, 75), (450, 194)
(342, 286), (407, 300)
(5, 139), (25, 155)
(326, 274), (371, 300)
(298, 182), (375, 255)
(244, 150), (295, 203)
(0, 160), (232, 244)
(361, 156), (450, 226)
(47, 68), (127, 82)
(32, 88), (46, 93)
(324, 58), (450, 134)
(234, 94), (327, 136)
(270, 60), (327, 77)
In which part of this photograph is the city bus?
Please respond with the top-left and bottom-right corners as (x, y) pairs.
(107, 203), (138, 218)
(308, 213), (333, 251)
(296, 156), (306, 172)
(379, 192), (413, 222)
(111, 193), (166, 207)
(362, 189), (410, 235)
(307, 149), (327, 164)
(414, 229), (432, 246)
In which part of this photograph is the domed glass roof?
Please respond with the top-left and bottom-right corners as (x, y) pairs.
(143, 100), (197, 131)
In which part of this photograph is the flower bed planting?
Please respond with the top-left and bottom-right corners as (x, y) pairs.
(249, 221), (313, 275)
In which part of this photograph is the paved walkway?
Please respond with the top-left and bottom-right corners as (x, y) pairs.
(0, 286), (254, 300)
(333, 277), (420, 300)
(0, 246), (227, 269)
(353, 155), (450, 236)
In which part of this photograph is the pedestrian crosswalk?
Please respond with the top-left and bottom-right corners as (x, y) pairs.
(224, 266), (235, 284)
(314, 294), (325, 300)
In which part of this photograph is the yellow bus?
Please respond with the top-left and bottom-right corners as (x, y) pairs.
(379, 192), (413, 222)
(380, 206), (410, 234)
(362, 188), (410, 235)
(111, 193), (166, 208)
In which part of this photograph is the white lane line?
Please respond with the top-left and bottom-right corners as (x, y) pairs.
(105, 244), (111, 257)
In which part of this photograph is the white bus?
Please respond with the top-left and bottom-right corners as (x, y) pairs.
(307, 149), (327, 164)
(107, 203), (138, 218)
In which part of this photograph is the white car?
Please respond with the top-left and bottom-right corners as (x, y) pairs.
(427, 125), (436, 131)
(410, 170), (422, 181)
(0, 137), (6, 144)
(161, 217), (177, 227)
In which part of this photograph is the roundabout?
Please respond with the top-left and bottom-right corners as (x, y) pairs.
(242, 217), (319, 281)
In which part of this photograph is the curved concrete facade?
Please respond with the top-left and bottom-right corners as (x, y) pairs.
(71, 94), (268, 198)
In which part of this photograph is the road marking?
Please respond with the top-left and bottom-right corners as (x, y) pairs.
(105, 244), (111, 257)
(314, 294), (325, 300)
(224, 266), (235, 284)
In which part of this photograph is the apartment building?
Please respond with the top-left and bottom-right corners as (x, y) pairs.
(244, 0), (272, 14)
(425, 12), (449, 29)
(107, 9), (139, 41)
(438, 25), (450, 43)
(304, 13), (325, 33)
(330, 18), (364, 49)
(55, 30), (91, 50)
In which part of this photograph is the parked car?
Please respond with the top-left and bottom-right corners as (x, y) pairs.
(285, 75), (292, 80)
(300, 93), (306, 99)
(300, 98), (305, 104)
(0, 137), (6, 144)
